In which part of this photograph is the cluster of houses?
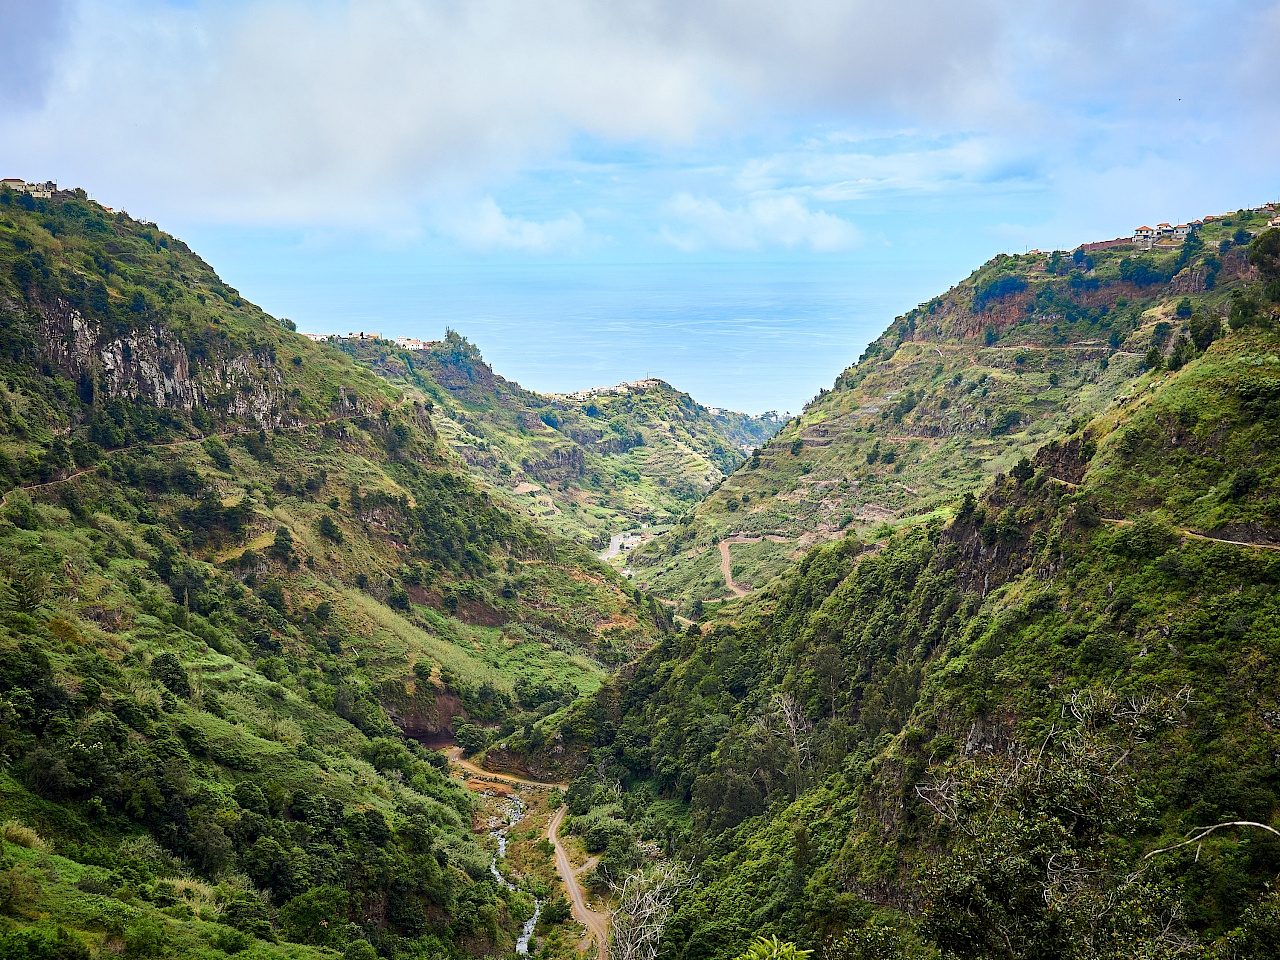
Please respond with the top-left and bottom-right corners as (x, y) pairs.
(1133, 204), (1280, 249)
(300, 332), (438, 351)
(1132, 221), (1195, 248)
(553, 378), (666, 403)
(1, 178), (57, 199)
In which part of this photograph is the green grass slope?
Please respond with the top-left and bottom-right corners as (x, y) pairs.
(505, 228), (1280, 959)
(0, 185), (669, 958)
(336, 333), (781, 548)
(633, 207), (1279, 611)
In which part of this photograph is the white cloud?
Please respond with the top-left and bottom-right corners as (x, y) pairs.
(0, 0), (1012, 225)
(445, 198), (586, 253)
(662, 193), (860, 252)
(0, 0), (1276, 243)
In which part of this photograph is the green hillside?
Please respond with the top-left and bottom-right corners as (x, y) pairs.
(0, 186), (667, 958)
(498, 225), (1280, 958)
(335, 334), (781, 549)
(632, 208), (1279, 611)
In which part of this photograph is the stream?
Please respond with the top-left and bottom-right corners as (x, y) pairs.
(487, 794), (542, 954)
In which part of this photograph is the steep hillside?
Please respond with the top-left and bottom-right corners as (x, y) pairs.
(633, 208), (1278, 610)
(0, 186), (665, 957)
(337, 333), (780, 549)
(497, 227), (1280, 959)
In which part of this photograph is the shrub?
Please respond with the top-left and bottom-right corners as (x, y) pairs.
(0, 926), (90, 960)
(734, 936), (813, 960)
(316, 514), (343, 543)
(1, 821), (46, 850)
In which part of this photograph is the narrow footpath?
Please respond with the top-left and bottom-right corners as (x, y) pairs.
(0, 413), (357, 509)
(1101, 517), (1280, 551)
(446, 749), (609, 959)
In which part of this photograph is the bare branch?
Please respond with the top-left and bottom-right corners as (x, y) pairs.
(1143, 821), (1280, 860)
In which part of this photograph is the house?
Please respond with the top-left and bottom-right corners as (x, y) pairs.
(1173, 224), (1191, 239)
(1156, 222), (1174, 235)
(393, 337), (436, 351)
(1269, 216), (1280, 229)
(1134, 226), (1157, 242)
(1, 178), (56, 199)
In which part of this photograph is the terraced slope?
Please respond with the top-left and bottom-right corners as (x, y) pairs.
(338, 333), (780, 547)
(632, 207), (1279, 610)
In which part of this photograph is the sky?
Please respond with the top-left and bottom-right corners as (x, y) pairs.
(2, 0), (1279, 413)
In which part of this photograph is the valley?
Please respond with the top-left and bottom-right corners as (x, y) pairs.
(0, 182), (1278, 960)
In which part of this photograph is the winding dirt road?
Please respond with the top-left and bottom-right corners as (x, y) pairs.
(446, 749), (609, 958)
(547, 805), (610, 960)
(718, 541), (748, 598)
(717, 534), (791, 598)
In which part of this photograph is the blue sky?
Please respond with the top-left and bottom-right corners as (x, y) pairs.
(3, 1), (1279, 412)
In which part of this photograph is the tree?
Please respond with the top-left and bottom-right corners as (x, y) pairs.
(149, 652), (191, 699)
(768, 692), (813, 800)
(3, 558), (49, 614)
(1249, 227), (1280, 302)
(316, 514), (343, 543)
(1166, 335), (1196, 371)
(1228, 290), (1265, 330)
(917, 690), (1198, 960)
(609, 862), (694, 960)
(1189, 312), (1221, 351)
(269, 525), (296, 565)
(1143, 345), (1164, 372)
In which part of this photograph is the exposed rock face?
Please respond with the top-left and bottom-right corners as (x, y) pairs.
(37, 298), (290, 427)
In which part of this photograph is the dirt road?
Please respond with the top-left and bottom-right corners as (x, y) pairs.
(446, 749), (608, 958)
(446, 747), (565, 789)
(718, 541), (748, 598)
(548, 805), (610, 960)
(717, 534), (790, 598)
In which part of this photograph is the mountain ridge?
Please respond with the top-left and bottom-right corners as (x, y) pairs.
(334, 332), (781, 549)
(630, 206), (1278, 610)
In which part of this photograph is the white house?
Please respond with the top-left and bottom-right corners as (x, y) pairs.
(1173, 224), (1191, 239)
(1, 178), (56, 198)
(1134, 226), (1157, 242)
(1156, 222), (1174, 235)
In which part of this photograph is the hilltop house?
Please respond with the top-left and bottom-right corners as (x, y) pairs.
(1133, 221), (1197, 249)
(1, 178), (56, 199)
